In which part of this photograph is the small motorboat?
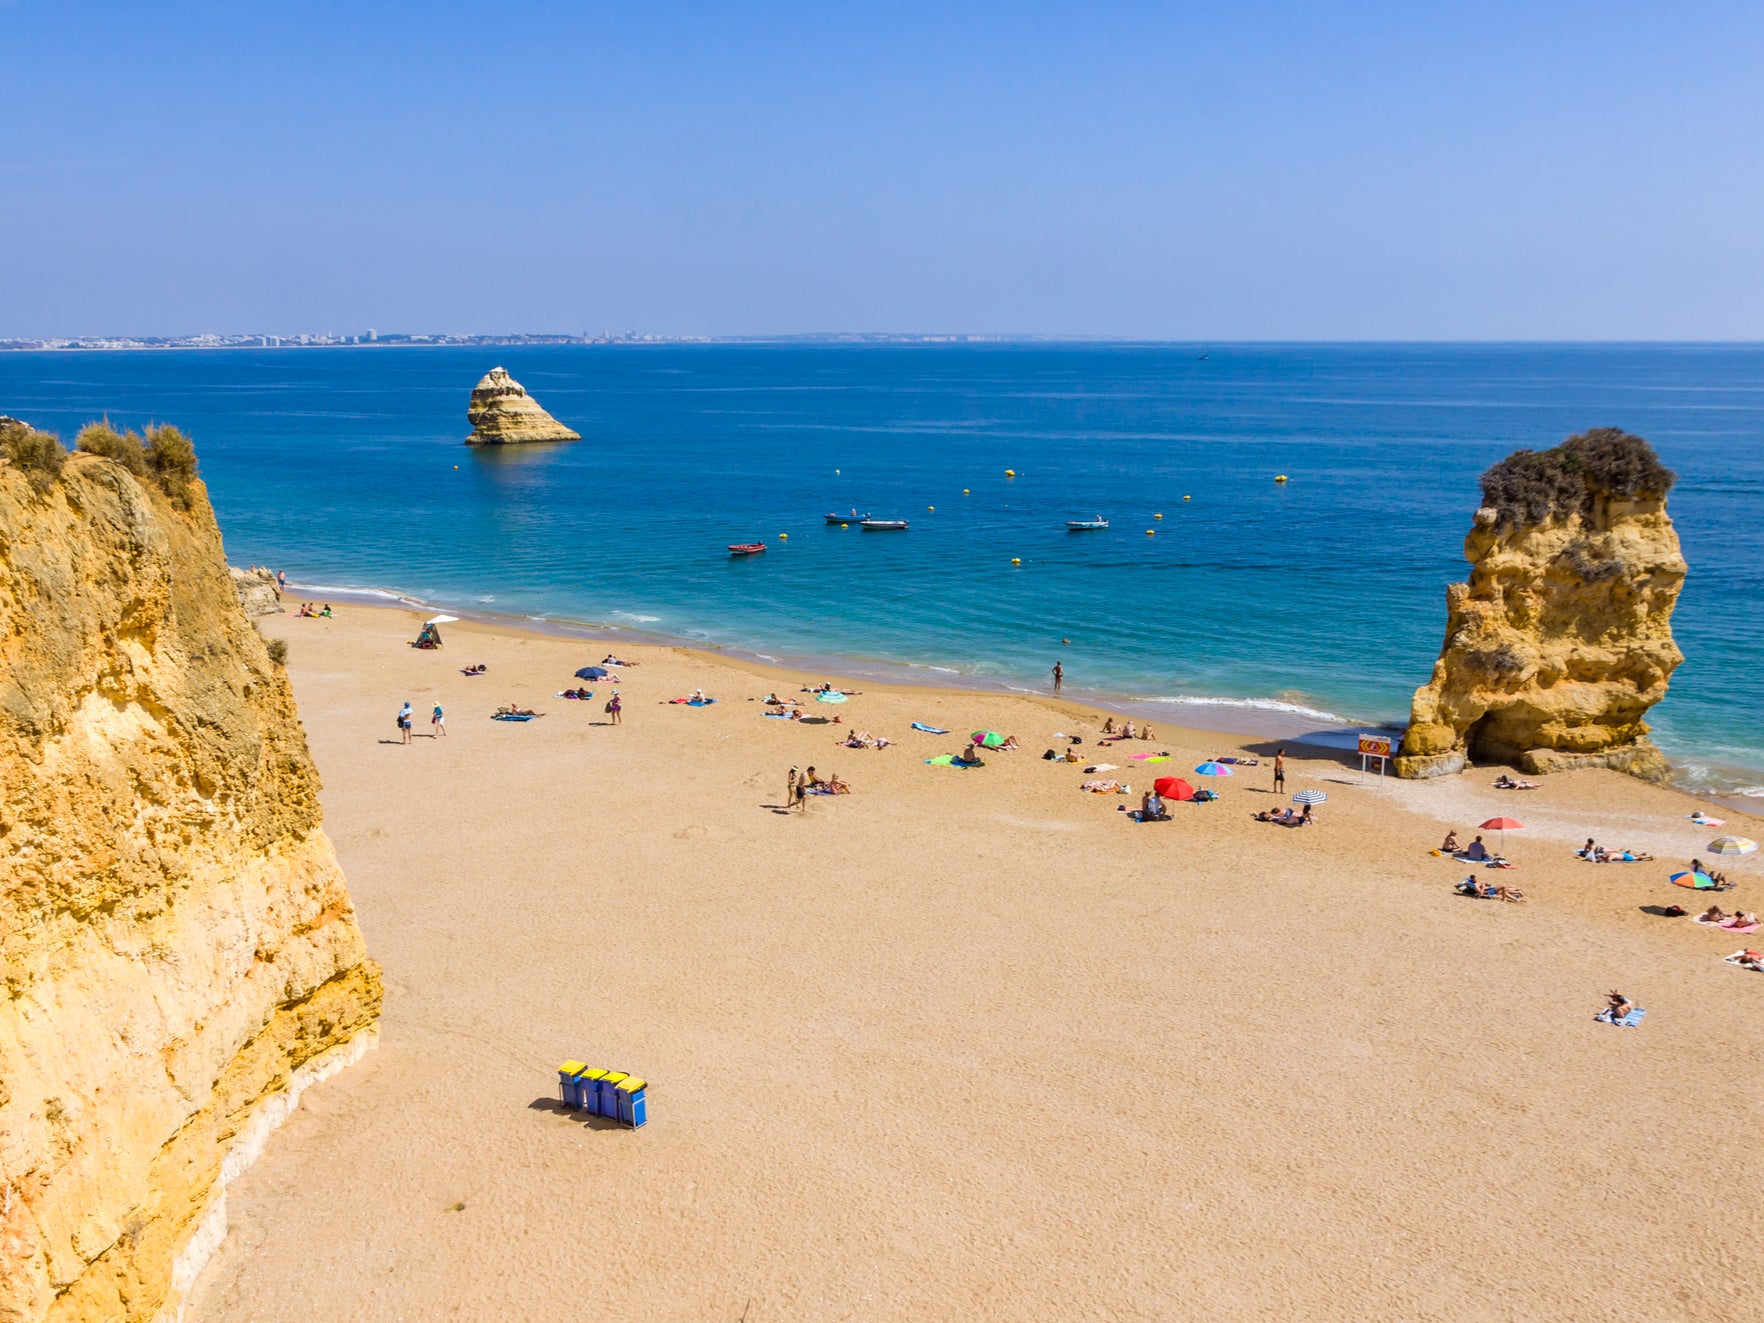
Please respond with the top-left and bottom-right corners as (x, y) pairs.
(826, 511), (871, 524)
(860, 519), (908, 530)
(728, 542), (767, 556)
(1066, 517), (1110, 531)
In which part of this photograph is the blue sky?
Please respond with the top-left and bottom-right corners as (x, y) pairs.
(2, 1), (1759, 338)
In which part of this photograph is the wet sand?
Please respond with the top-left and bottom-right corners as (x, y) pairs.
(189, 605), (1764, 1322)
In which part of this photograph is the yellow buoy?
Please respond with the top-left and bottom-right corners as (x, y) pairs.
(1146, 529), (1155, 536)
(1183, 494), (1191, 501)
(928, 505), (935, 511)
(1011, 557), (1021, 565)
(963, 488), (970, 495)
(840, 522), (848, 528)
(1275, 475), (1288, 483)
(779, 533), (788, 539)
(1154, 513), (1162, 520)
(453, 465), (459, 470)
(1005, 469), (1016, 478)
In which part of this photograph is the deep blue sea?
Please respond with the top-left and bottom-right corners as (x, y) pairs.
(5, 343), (1761, 791)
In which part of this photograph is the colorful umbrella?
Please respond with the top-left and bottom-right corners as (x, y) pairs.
(1709, 836), (1758, 855)
(1292, 789), (1328, 804)
(1195, 761), (1233, 777)
(1671, 871), (1719, 890)
(1478, 816), (1523, 854)
(1154, 776), (1195, 801)
(970, 730), (1004, 748)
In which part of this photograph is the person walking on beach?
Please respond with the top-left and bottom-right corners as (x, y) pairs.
(1273, 747), (1286, 793)
(275, 569), (286, 595)
(606, 691), (622, 725)
(787, 766), (799, 809)
(431, 702), (445, 737)
(397, 701), (413, 744)
(1051, 660), (1063, 692)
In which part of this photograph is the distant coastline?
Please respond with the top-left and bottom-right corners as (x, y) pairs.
(0, 332), (1093, 353)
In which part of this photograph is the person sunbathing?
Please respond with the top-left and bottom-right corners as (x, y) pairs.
(1140, 725), (1155, 741)
(1138, 790), (1167, 821)
(954, 747), (985, 767)
(1102, 717), (1116, 735)
(1461, 836), (1489, 862)
(1577, 838), (1597, 858)
(1257, 807), (1297, 824)
(1606, 990), (1635, 1019)
(1728, 912), (1761, 928)
(825, 773), (851, 794)
(1699, 905), (1730, 924)
(1441, 831), (1461, 853)
(1119, 721), (1136, 740)
(689, 689), (710, 703)
(1734, 951), (1764, 971)
(998, 735), (1019, 750)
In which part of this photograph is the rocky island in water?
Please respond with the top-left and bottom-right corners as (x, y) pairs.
(464, 366), (581, 444)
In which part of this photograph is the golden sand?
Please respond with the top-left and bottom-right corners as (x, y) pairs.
(188, 606), (1764, 1321)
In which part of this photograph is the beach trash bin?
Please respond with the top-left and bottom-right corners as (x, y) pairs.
(573, 1066), (606, 1113)
(597, 1071), (628, 1118)
(557, 1061), (586, 1108)
(615, 1076), (648, 1129)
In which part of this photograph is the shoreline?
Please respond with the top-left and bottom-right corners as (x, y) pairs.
(278, 577), (1763, 803)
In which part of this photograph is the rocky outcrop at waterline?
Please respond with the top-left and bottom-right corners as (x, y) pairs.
(0, 420), (381, 1321)
(230, 564), (284, 617)
(464, 365), (580, 444)
(1394, 428), (1687, 781)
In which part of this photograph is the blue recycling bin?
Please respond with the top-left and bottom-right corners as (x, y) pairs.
(573, 1067), (606, 1112)
(615, 1077), (648, 1128)
(557, 1061), (586, 1108)
(597, 1071), (628, 1118)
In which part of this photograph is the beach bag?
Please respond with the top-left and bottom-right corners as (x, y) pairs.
(604, 700), (614, 713)
(1042, 749), (1058, 760)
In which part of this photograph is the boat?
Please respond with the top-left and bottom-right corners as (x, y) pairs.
(859, 519), (908, 530)
(1066, 517), (1109, 531)
(728, 542), (767, 556)
(825, 511), (871, 524)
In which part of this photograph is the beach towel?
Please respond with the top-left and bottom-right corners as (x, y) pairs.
(1082, 763), (1119, 773)
(1128, 753), (1170, 762)
(491, 713), (536, 722)
(815, 692), (848, 704)
(910, 722), (948, 733)
(924, 755), (960, 766)
(1721, 920), (1763, 934)
(1690, 814), (1726, 827)
(1594, 1007), (1646, 1027)
(687, 699), (716, 707)
(1723, 951), (1764, 970)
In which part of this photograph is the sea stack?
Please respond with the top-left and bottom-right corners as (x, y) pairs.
(1394, 428), (1686, 781)
(0, 420), (381, 1322)
(464, 365), (580, 444)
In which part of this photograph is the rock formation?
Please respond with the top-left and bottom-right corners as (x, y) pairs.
(0, 424), (381, 1322)
(464, 366), (580, 444)
(229, 564), (284, 617)
(1395, 428), (1686, 780)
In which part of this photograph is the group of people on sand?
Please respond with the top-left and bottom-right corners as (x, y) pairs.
(1456, 876), (1524, 901)
(1695, 904), (1760, 928)
(787, 765), (851, 809)
(1255, 805), (1312, 826)
(1576, 839), (1656, 863)
(1438, 831), (1503, 863)
(839, 730), (891, 749)
(1690, 857), (1736, 888)
(295, 602), (333, 618)
(1492, 773), (1540, 790)
(394, 700), (445, 743)
(1100, 718), (1155, 742)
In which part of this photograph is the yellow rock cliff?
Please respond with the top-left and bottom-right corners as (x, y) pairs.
(1395, 428), (1686, 780)
(0, 426), (381, 1322)
(464, 366), (580, 444)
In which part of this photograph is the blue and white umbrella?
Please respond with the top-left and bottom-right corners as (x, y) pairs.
(1194, 761), (1233, 777)
(1292, 789), (1328, 805)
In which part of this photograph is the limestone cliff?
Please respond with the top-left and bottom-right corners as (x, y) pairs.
(1395, 428), (1686, 780)
(464, 366), (580, 444)
(0, 427), (381, 1322)
(228, 565), (283, 618)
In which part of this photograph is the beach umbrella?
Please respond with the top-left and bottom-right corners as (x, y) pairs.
(1154, 776), (1195, 801)
(1479, 816), (1523, 855)
(1671, 871), (1719, 890)
(1709, 836), (1758, 855)
(1292, 789), (1328, 805)
(425, 614), (459, 625)
(575, 666), (609, 680)
(970, 730), (1004, 748)
(1194, 761), (1233, 777)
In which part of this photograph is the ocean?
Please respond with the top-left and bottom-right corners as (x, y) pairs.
(4, 342), (1760, 793)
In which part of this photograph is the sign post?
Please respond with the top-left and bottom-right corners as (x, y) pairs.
(1357, 734), (1393, 786)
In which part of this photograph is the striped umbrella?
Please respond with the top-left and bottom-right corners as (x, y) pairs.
(1709, 836), (1758, 855)
(1292, 789), (1328, 805)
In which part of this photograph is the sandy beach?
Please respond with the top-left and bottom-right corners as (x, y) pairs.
(187, 603), (1764, 1322)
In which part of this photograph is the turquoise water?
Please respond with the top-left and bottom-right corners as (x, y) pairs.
(4, 343), (1760, 790)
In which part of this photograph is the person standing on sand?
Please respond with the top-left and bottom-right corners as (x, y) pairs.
(275, 569), (286, 594)
(398, 701), (413, 744)
(606, 691), (622, 725)
(787, 766), (799, 808)
(431, 702), (445, 737)
(1052, 661), (1063, 692)
(1273, 748), (1286, 793)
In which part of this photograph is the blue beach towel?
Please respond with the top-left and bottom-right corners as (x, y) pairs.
(1594, 1007), (1646, 1027)
(911, 722), (949, 734)
(492, 713), (536, 722)
(687, 699), (716, 707)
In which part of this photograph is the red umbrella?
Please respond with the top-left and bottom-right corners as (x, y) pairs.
(1478, 817), (1523, 855)
(1154, 777), (1195, 801)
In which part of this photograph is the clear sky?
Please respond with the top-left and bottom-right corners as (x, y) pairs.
(3, 1), (1759, 339)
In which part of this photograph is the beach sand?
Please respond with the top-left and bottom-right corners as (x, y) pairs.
(189, 605), (1764, 1322)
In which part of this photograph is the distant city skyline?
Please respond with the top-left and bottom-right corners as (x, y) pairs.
(3, 1), (1761, 340)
